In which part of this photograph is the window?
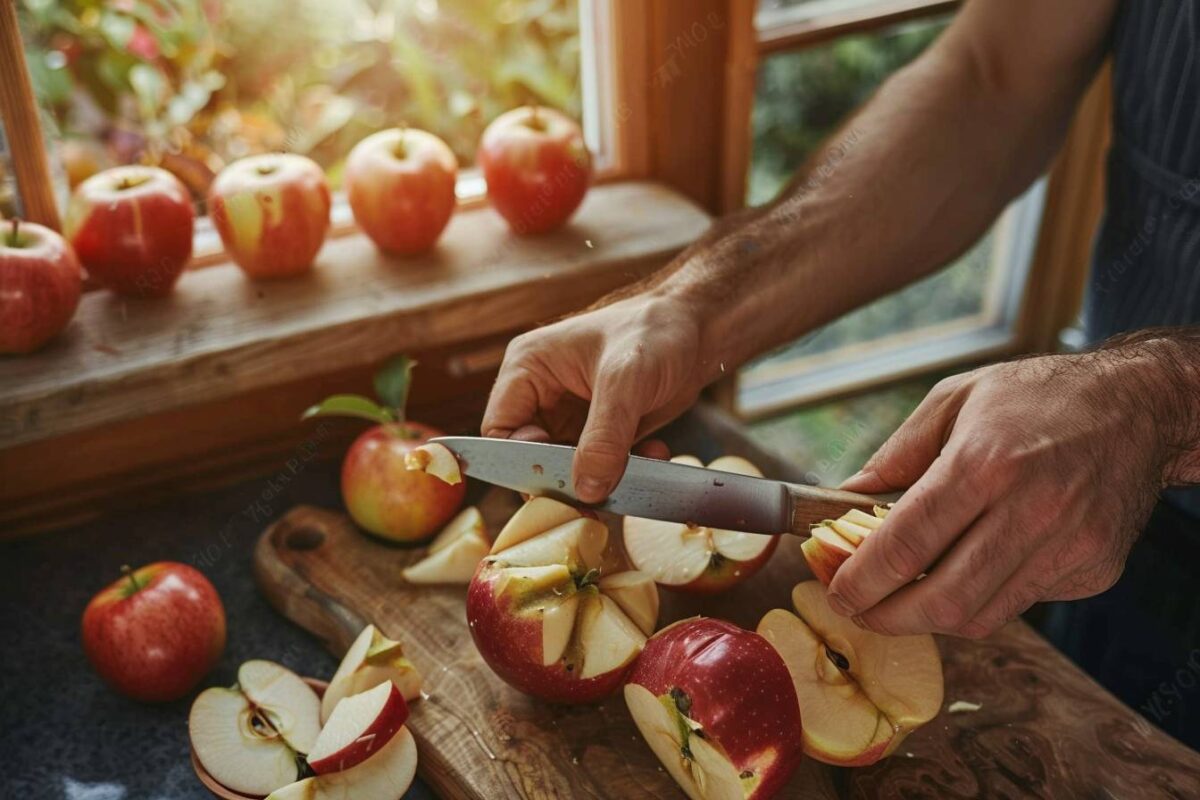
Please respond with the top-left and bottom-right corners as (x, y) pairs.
(732, 0), (1048, 417)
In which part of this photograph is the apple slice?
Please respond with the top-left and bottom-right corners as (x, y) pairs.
(267, 726), (417, 800)
(757, 581), (943, 767)
(402, 506), (489, 584)
(623, 455), (780, 594)
(322, 625), (423, 724)
(237, 660), (323, 755)
(573, 593), (646, 679)
(493, 517), (608, 572)
(801, 504), (891, 585)
(598, 571), (659, 636)
(190, 686), (301, 796)
(490, 496), (583, 554)
(404, 442), (462, 485)
(308, 682), (409, 775)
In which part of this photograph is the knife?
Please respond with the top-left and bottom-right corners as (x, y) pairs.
(430, 436), (894, 537)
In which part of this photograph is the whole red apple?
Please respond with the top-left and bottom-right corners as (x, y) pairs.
(65, 165), (194, 296)
(479, 106), (592, 235)
(0, 219), (82, 354)
(82, 562), (226, 702)
(625, 617), (803, 800)
(345, 128), (458, 255)
(208, 153), (331, 279)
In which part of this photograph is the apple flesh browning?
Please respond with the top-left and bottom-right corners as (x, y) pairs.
(267, 726), (417, 800)
(801, 504), (892, 586)
(308, 682), (409, 775)
(190, 686), (300, 796)
(625, 617), (803, 800)
(402, 506), (489, 584)
(757, 581), (943, 767)
(404, 442), (462, 485)
(623, 455), (780, 594)
(322, 625), (423, 724)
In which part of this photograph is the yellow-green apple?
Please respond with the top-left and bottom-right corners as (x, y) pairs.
(345, 128), (458, 255)
(322, 624), (423, 724)
(266, 726), (417, 800)
(466, 497), (656, 703)
(624, 455), (780, 594)
(757, 581), (943, 766)
(82, 562), (225, 702)
(402, 506), (490, 584)
(65, 164), (194, 295)
(189, 686), (302, 795)
(479, 106), (592, 235)
(800, 504), (890, 586)
(0, 219), (82, 354)
(304, 357), (466, 543)
(625, 617), (803, 800)
(208, 153), (330, 278)
(308, 682), (409, 775)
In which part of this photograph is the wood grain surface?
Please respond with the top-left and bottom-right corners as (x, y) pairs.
(254, 406), (1200, 799)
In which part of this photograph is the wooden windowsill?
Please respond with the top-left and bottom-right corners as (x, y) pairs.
(0, 181), (710, 449)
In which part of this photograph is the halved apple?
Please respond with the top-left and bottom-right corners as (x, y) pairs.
(466, 497), (657, 703)
(308, 681), (409, 775)
(625, 617), (803, 800)
(237, 660), (323, 755)
(623, 455), (780, 594)
(190, 686), (301, 796)
(402, 506), (489, 584)
(800, 504), (891, 586)
(757, 581), (943, 767)
(267, 725), (418, 800)
(404, 442), (462, 485)
(322, 625), (423, 724)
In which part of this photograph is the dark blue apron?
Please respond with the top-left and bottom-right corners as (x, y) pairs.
(1043, 0), (1200, 750)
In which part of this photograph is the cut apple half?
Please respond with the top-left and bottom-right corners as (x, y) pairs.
(308, 682), (409, 775)
(322, 625), (423, 724)
(267, 725), (417, 800)
(623, 455), (780, 594)
(190, 686), (301, 796)
(801, 504), (890, 586)
(757, 581), (943, 767)
(404, 442), (462, 485)
(237, 660), (323, 755)
(402, 506), (489, 584)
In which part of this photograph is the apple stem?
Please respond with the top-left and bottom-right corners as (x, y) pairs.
(529, 103), (544, 131)
(120, 564), (142, 596)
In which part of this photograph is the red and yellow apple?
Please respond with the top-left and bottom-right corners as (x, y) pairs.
(208, 153), (330, 278)
(322, 624), (423, 724)
(467, 497), (657, 703)
(345, 128), (458, 255)
(65, 164), (194, 296)
(801, 505), (889, 586)
(0, 219), (82, 354)
(757, 580), (943, 766)
(479, 105), (592, 235)
(82, 561), (225, 702)
(624, 455), (780, 594)
(626, 617), (804, 800)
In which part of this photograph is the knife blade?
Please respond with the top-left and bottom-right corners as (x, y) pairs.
(430, 436), (891, 536)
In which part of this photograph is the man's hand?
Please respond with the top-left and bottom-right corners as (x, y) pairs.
(483, 293), (710, 503)
(831, 339), (1199, 639)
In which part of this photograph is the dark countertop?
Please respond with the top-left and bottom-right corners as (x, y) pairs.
(0, 456), (436, 800)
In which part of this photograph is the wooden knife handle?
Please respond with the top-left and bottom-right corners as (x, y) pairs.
(785, 483), (896, 536)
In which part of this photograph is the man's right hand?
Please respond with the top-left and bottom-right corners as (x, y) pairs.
(482, 292), (707, 503)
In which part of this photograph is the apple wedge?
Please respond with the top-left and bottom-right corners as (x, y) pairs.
(625, 618), (803, 800)
(404, 442), (462, 485)
(308, 681), (409, 775)
(467, 497), (657, 703)
(402, 506), (489, 584)
(757, 581), (943, 767)
(237, 660), (323, 755)
(623, 455), (780, 594)
(800, 504), (891, 586)
(267, 726), (418, 800)
(190, 686), (301, 796)
(322, 625), (423, 724)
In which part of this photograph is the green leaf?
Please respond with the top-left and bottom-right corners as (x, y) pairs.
(301, 394), (393, 425)
(373, 356), (416, 421)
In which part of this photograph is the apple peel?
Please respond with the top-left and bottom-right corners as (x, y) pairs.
(801, 503), (891, 586)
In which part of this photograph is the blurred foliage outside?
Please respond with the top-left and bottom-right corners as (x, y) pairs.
(13, 0), (581, 209)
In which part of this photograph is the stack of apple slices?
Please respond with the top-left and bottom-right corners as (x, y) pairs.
(467, 497), (660, 703)
(401, 506), (490, 584)
(321, 624), (423, 723)
(757, 581), (943, 766)
(623, 456), (781, 594)
(801, 505), (891, 585)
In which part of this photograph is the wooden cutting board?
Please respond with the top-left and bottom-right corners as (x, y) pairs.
(254, 408), (1200, 800)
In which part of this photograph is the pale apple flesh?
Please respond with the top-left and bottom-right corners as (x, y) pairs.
(623, 455), (780, 594)
(322, 625), (423, 724)
(267, 725), (418, 800)
(404, 442), (463, 485)
(757, 581), (943, 767)
(307, 681), (409, 775)
(189, 686), (300, 796)
(489, 496), (581, 554)
(597, 571), (659, 636)
(402, 506), (489, 584)
(237, 660), (323, 755)
(801, 504), (892, 586)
